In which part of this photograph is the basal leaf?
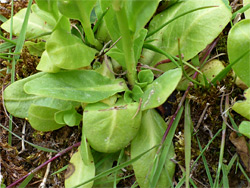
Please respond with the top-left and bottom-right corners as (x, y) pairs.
(58, 0), (101, 49)
(65, 147), (95, 188)
(3, 72), (45, 118)
(35, 0), (59, 20)
(239, 121), (250, 138)
(228, 19), (250, 87)
(138, 69), (154, 84)
(55, 108), (82, 127)
(83, 101), (141, 153)
(141, 0), (232, 71)
(28, 104), (65, 132)
(24, 70), (127, 103)
(1, 5), (54, 39)
(36, 50), (61, 73)
(131, 109), (175, 188)
(142, 68), (182, 110)
(25, 41), (45, 57)
(31, 3), (58, 26)
(46, 29), (97, 70)
(232, 88), (250, 120)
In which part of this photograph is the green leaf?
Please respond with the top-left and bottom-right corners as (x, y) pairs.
(55, 108), (82, 127)
(25, 41), (45, 56)
(3, 72), (45, 118)
(28, 104), (65, 132)
(126, 1), (159, 37)
(131, 109), (175, 188)
(83, 101), (142, 153)
(35, 0), (59, 20)
(58, 0), (101, 49)
(142, 68), (182, 110)
(138, 69), (154, 84)
(1, 5), (54, 39)
(239, 121), (250, 138)
(36, 50), (61, 73)
(141, 0), (232, 70)
(31, 3), (58, 26)
(197, 59), (225, 85)
(133, 29), (148, 62)
(228, 19), (250, 87)
(46, 29), (97, 70)
(24, 70), (127, 103)
(244, 0), (250, 19)
(65, 147), (95, 188)
(232, 88), (250, 120)
(132, 85), (144, 102)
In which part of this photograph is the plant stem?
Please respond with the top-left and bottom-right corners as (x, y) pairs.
(6, 142), (81, 188)
(113, 0), (137, 87)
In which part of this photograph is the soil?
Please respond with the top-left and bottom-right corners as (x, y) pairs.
(1, 0), (250, 188)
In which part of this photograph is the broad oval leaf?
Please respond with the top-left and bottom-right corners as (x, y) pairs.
(3, 72), (45, 118)
(239, 121), (250, 138)
(28, 104), (65, 132)
(46, 29), (97, 70)
(83, 102), (142, 153)
(228, 19), (250, 87)
(1, 5), (54, 39)
(131, 109), (175, 188)
(232, 88), (250, 120)
(58, 0), (96, 22)
(141, 0), (232, 70)
(24, 70), (127, 103)
(142, 68), (182, 110)
(65, 146), (95, 188)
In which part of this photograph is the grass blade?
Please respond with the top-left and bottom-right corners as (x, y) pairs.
(211, 50), (250, 85)
(0, 123), (57, 153)
(113, 148), (124, 188)
(0, 14), (7, 22)
(222, 164), (230, 187)
(184, 99), (193, 188)
(51, 165), (68, 176)
(18, 173), (34, 188)
(197, 137), (214, 187)
(8, 0), (33, 145)
(143, 43), (180, 67)
(239, 163), (250, 182)
(232, 4), (250, 19)
(149, 106), (184, 187)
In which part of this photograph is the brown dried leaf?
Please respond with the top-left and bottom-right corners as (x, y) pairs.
(229, 132), (250, 172)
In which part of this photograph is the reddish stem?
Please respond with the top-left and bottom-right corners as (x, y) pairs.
(7, 142), (81, 188)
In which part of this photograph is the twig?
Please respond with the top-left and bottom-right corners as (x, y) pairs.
(194, 103), (210, 132)
(38, 153), (52, 188)
(71, 24), (85, 43)
(19, 120), (26, 154)
(6, 142), (81, 188)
